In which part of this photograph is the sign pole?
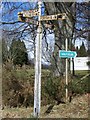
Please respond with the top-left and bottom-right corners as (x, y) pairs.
(66, 38), (68, 103)
(34, 0), (42, 117)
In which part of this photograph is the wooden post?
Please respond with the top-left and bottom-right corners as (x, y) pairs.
(66, 38), (68, 103)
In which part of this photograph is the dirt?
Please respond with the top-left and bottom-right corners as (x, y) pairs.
(1, 93), (89, 119)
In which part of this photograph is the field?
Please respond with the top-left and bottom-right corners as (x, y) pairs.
(1, 66), (90, 118)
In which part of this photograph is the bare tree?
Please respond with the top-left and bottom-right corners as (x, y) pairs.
(44, 2), (76, 76)
(1, 2), (89, 75)
(1, 2), (38, 62)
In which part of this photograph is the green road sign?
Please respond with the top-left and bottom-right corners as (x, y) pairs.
(59, 50), (77, 58)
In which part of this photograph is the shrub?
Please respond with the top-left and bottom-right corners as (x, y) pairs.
(44, 76), (65, 104)
(2, 64), (34, 108)
(68, 75), (90, 95)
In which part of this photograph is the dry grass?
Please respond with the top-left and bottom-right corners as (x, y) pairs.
(1, 93), (89, 119)
(1, 67), (89, 119)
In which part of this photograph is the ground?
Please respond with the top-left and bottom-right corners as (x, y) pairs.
(1, 93), (89, 119)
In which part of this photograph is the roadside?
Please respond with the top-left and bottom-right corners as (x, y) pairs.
(1, 93), (89, 118)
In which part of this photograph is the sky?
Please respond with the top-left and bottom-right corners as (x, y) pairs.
(75, 38), (88, 50)
(1, 0), (89, 2)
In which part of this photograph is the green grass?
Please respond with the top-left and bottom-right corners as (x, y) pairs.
(75, 70), (89, 76)
(70, 70), (90, 94)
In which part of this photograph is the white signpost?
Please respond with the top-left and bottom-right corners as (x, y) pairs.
(18, 1), (66, 117)
(34, 1), (42, 117)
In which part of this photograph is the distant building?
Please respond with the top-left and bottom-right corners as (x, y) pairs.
(70, 57), (90, 71)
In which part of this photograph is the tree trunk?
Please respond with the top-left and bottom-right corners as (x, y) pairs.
(44, 2), (75, 76)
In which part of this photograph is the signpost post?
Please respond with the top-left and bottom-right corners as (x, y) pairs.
(18, 2), (66, 117)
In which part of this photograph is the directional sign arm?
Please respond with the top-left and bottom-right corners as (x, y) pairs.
(18, 12), (26, 22)
(22, 9), (38, 18)
(18, 12), (38, 25)
(40, 13), (66, 21)
(57, 13), (66, 20)
(18, 11), (66, 23)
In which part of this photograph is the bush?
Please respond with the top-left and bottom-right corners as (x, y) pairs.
(2, 64), (34, 108)
(44, 76), (65, 104)
(68, 75), (90, 95)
